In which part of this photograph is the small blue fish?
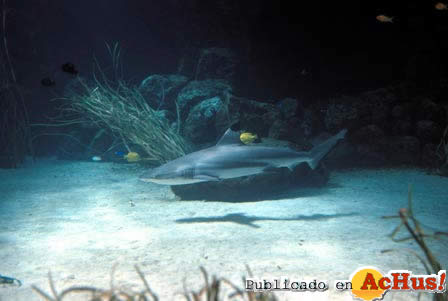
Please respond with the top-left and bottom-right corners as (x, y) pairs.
(115, 151), (126, 157)
(0, 274), (22, 287)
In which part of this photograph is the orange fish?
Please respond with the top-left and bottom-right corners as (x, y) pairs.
(376, 15), (394, 23)
(435, 2), (448, 10)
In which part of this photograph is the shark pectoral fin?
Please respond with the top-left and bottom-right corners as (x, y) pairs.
(194, 175), (221, 181)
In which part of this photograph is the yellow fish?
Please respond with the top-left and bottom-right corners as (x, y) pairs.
(124, 152), (141, 162)
(240, 132), (258, 144)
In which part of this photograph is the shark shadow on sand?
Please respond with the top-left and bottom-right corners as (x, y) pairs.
(175, 212), (358, 228)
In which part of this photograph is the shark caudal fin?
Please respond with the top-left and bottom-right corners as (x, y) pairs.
(307, 129), (347, 169)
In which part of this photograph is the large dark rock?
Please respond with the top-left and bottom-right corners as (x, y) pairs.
(268, 118), (307, 146)
(360, 88), (396, 125)
(391, 103), (413, 121)
(300, 108), (321, 138)
(416, 120), (443, 144)
(387, 136), (421, 164)
(416, 98), (446, 123)
(176, 79), (232, 121)
(392, 120), (413, 136)
(139, 74), (189, 110)
(350, 125), (388, 165)
(421, 143), (444, 168)
(195, 48), (238, 82)
(183, 96), (225, 144)
(215, 95), (281, 137)
(351, 124), (385, 145)
(325, 88), (396, 132)
(276, 97), (302, 120)
(324, 97), (359, 131)
(439, 161), (448, 177)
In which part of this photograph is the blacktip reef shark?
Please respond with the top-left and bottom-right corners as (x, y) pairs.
(139, 128), (347, 185)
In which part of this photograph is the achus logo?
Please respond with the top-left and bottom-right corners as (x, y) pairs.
(347, 266), (446, 301)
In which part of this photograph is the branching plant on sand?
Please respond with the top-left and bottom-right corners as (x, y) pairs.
(382, 185), (448, 301)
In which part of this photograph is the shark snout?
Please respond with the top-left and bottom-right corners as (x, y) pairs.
(139, 169), (157, 182)
(139, 167), (181, 184)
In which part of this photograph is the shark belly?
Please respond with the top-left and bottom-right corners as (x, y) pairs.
(209, 166), (267, 179)
(195, 159), (274, 180)
(139, 127), (346, 185)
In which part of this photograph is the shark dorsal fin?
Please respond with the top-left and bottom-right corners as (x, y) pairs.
(216, 128), (243, 146)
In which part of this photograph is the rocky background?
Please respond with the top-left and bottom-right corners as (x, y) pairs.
(1, 0), (448, 197)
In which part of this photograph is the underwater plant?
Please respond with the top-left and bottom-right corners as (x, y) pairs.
(0, 0), (34, 168)
(382, 185), (448, 301)
(57, 44), (190, 164)
(182, 266), (278, 301)
(67, 79), (189, 163)
(32, 265), (159, 301)
(32, 265), (278, 301)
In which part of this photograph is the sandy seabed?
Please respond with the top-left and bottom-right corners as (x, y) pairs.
(0, 158), (447, 301)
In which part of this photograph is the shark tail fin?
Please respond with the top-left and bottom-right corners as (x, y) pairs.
(307, 129), (347, 170)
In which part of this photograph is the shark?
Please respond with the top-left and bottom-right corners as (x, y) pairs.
(139, 128), (347, 185)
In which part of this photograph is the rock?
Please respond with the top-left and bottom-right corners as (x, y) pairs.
(243, 115), (268, 135)
(392, 120), (412, 136)
(387, 136), (421, 164)
(195, 48), (238, 82)
(350, 125), (387, 165)
(300, 108), (320, 138)
(323, 139), (358, 168)
(360, 88), (396, 125)
(324, 97), (358, 131)
(391, 103), (412, 121)
(421, 143), (444, 168)
(215, 95), (280, 137)
(268, 119), (306, 145)
(351, 124), (385, 145)
(176, 79), (232, 121)
(416, 120), (442, 144)
(183, 96), (225, 144)
(354, 144), (387, 165)
(439, 161), (448, 177)
(325, 88), (396, 132)
(139, 74), (189, 110)
(268, 120), (288, 140)
(416, 98), (446, 123)
(276, 97), (301, 120)
(391, 105), (404, 119)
